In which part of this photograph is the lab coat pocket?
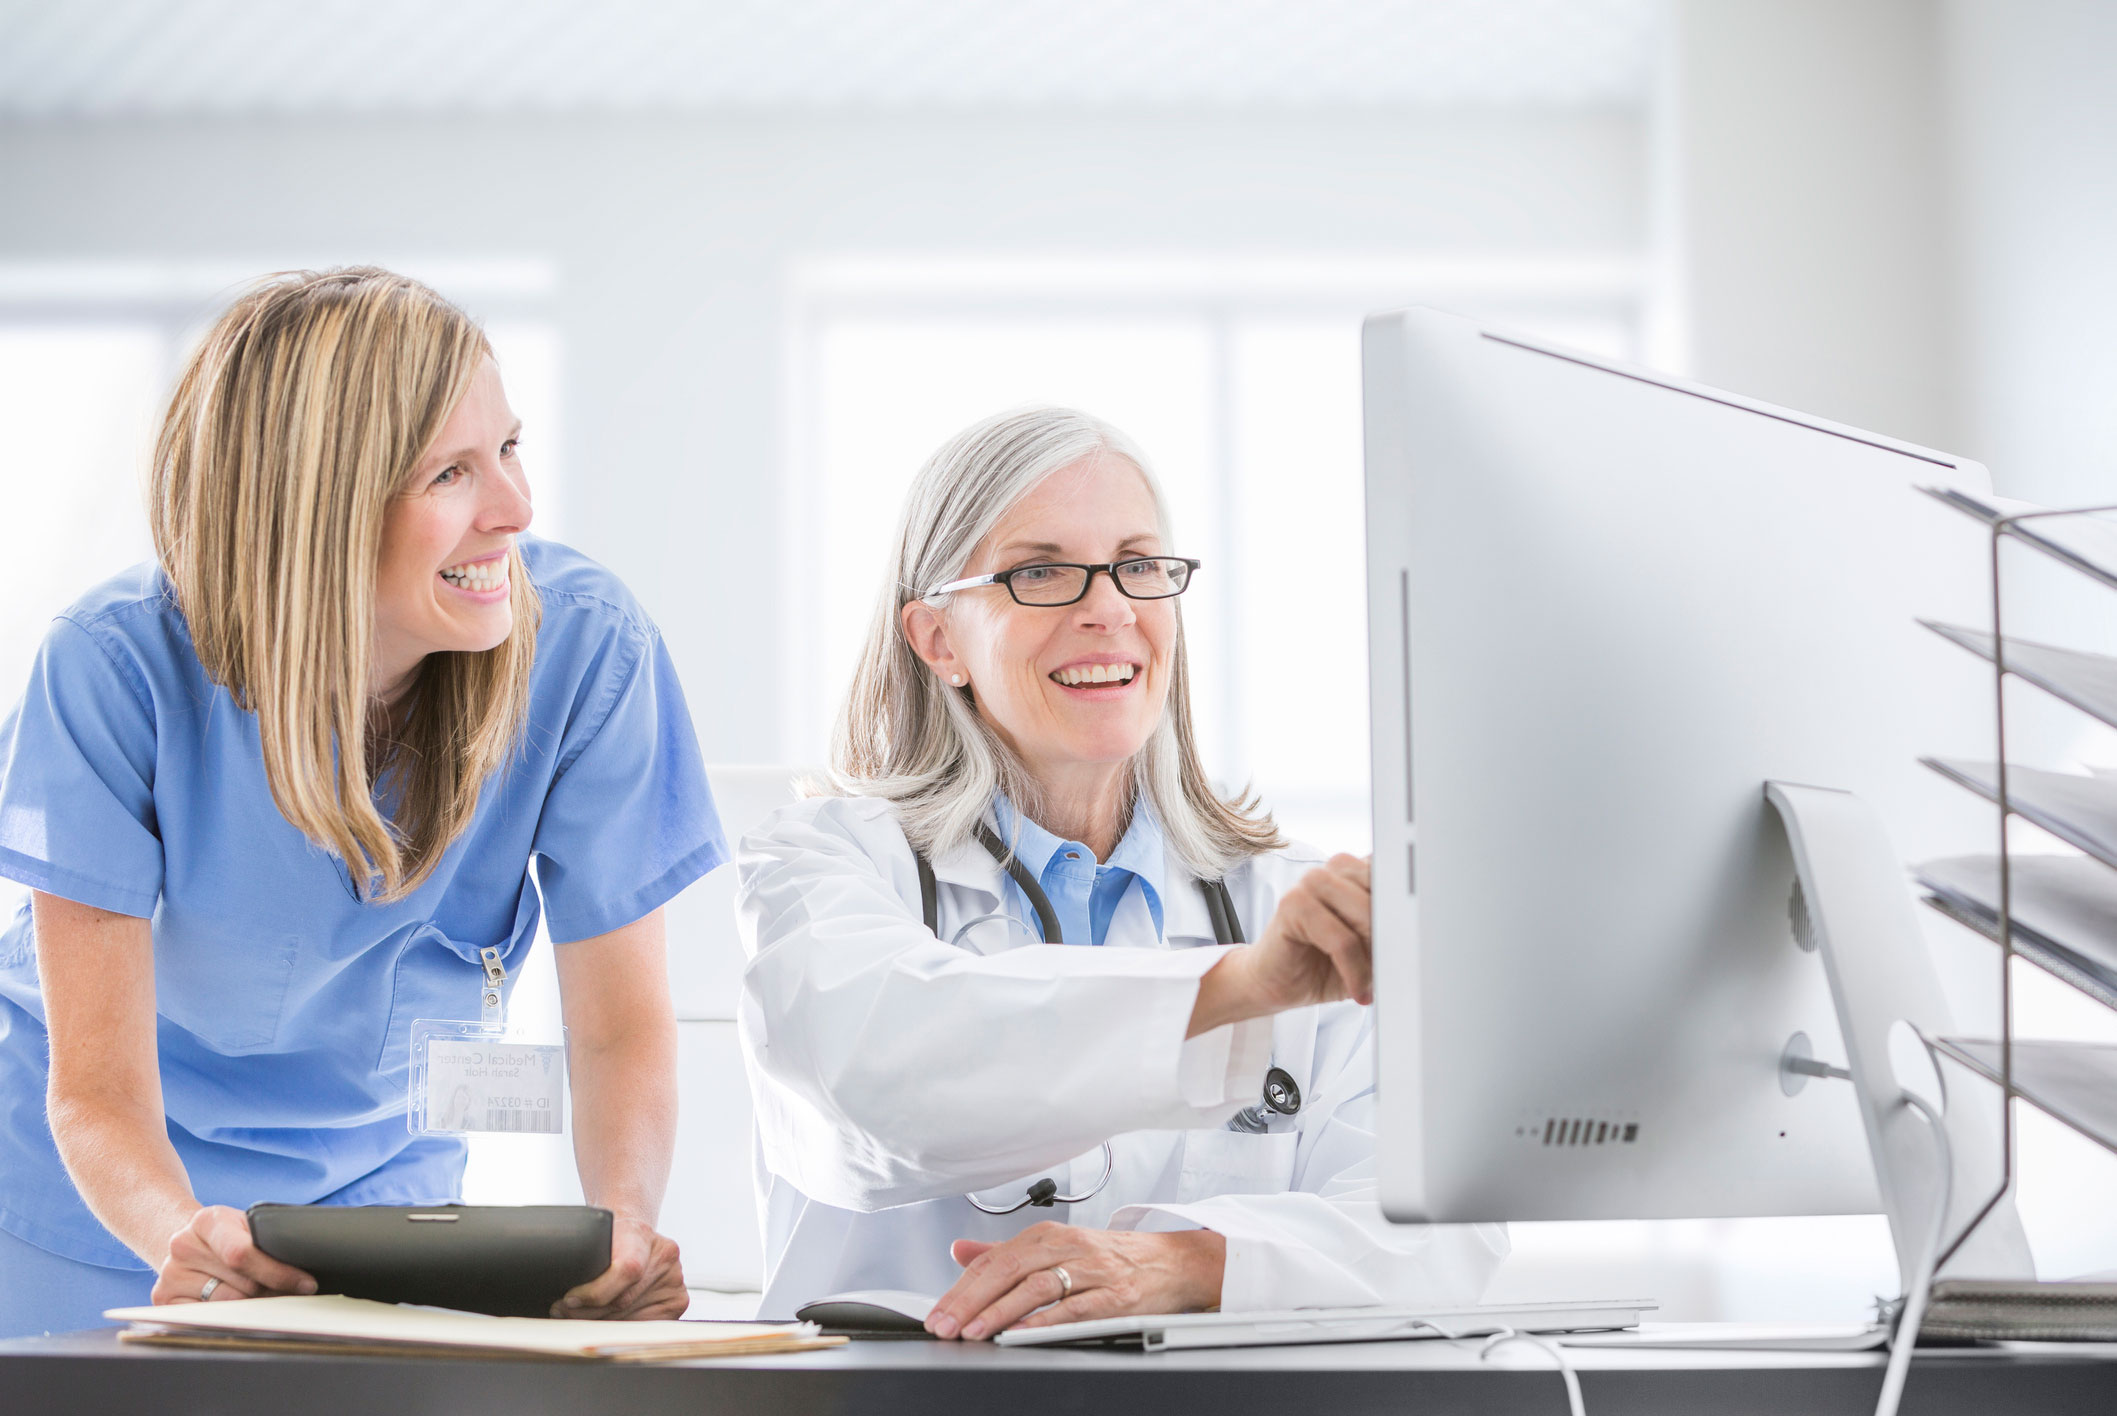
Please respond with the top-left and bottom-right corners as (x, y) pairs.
(1176, 1129), (1299, 1203)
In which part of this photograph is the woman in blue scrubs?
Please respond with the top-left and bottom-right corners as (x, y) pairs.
(0, 269), (724, 1337)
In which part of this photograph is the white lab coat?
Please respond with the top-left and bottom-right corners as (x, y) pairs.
(735, 793), (1507, 1319)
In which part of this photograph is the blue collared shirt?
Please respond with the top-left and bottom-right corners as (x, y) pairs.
(991, 797), (1165, 947)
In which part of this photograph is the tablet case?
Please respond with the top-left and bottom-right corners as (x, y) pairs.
(248, 1204), (612, 1318)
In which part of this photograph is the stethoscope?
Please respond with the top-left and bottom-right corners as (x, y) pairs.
(915, 823), (1303, 1215)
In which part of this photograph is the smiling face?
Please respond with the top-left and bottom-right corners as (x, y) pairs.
(371, 357), (533, 700)
(903, 454), (1178, 793)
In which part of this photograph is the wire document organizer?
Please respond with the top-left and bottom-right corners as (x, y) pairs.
(1913, 488), (2117, 1280)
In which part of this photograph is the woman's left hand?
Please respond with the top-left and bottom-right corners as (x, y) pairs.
(925, 1220), (1226, 1340)
(552, 1215), (687, 1320)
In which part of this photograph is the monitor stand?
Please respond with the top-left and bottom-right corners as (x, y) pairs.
(1763, 781), (2034, 1286)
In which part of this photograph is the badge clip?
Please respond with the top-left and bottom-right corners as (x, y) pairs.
(479, 946), (507, 1026)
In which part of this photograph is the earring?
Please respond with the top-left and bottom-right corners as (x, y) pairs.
(949, 673), (965, 686)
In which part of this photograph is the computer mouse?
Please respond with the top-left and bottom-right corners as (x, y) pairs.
(794, 1289), (939, 1334)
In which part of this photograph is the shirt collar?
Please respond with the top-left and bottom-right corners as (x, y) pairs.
(989, 795), (1169, 931)
(1103, 805), (1167, 924)
(990, 795), (1068, 880)
(921, 797), (1238, 942)
(1100, 804), (1168, 939)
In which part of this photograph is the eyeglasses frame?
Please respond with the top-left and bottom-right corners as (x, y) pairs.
(924, 555), (1202, 607)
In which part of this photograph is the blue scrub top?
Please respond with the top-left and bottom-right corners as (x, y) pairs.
(0, 536), (725, 1267)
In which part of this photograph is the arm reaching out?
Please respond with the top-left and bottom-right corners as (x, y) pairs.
(737, 799), (1276, 1210)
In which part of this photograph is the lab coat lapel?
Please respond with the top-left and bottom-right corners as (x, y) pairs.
(925, 834), (1005, 910)
(1158, 842), (1219, 946)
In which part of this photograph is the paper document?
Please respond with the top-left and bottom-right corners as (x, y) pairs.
(106, 1294), (843, 1362)
(1918, 853), (2117, 999)
(1923, 759), (2117, 872)
(1922, 1278), (2117, 1341)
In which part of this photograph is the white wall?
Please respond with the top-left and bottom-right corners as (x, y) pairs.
(1662, 0), (1954, 449)
(1663, 0), (2117, 499)
(1943, 0), (2117, 506)
(0, 110), (1646, 766)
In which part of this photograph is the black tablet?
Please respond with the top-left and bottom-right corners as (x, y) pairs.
(248, 1204), (612, 1318)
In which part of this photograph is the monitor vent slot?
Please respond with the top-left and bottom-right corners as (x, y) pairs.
(1533, 1117), (1639, 1147)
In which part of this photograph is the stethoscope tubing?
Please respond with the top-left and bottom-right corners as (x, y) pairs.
(965, 1143), (1116, 1214)
(917, 823), (1242, 948)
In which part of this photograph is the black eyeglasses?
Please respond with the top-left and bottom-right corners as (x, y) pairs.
(926, 556), (1200, 607)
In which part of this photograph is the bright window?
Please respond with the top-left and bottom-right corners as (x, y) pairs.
(0, 326), (163, 699)
(789, 261), (1640, 852)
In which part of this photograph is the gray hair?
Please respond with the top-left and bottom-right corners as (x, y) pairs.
(823, 405), (1282, 877)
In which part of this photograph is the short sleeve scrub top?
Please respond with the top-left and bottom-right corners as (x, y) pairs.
(0, 536), (724, 1333)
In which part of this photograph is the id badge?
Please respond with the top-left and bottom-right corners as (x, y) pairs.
(407, 944), (566, 1136)
(408, 1019), (568, 1136)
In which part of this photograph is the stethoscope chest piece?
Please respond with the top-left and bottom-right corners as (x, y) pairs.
(1226, 1066), (1304, 1134)
(1263, 1066), (1302, 1116)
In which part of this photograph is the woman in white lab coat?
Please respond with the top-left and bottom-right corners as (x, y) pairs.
(737, 407), (1505, 1338)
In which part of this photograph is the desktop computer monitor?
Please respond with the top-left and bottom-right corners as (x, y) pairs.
(1364, 308), (1995, 1225)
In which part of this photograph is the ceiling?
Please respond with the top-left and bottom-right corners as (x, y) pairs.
(0, 0), (1658, 117)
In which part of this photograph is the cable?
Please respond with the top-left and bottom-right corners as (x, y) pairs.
(1873, 1089), (1953, 1416)
(1479, 1326), (1585, 1416)
(1446, 1083), (1945, 1416)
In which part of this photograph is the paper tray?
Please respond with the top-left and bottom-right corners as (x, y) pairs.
(1921, 622), (2117, 732)
(1916, 853), (2117, 1011)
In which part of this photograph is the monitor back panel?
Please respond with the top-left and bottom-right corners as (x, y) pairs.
(1363, 309), (1994, 1222)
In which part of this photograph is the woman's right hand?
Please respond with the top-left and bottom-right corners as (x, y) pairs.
(1188, 855), (1373, 1036)
(151, 1205), (317, 1306)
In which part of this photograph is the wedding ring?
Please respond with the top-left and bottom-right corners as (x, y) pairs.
(1050, 1265), (1072, 1301)
(199, 1276), (221, 1301)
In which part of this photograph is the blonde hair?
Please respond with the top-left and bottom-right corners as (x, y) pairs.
(828, 405), (1282, 877)
(149, 267), (541, 901)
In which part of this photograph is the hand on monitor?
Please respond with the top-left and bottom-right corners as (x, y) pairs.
(552, 1215), (686, 1320)
(1188, 855), (1374, 1037)
(152, 1204), (317, 1306)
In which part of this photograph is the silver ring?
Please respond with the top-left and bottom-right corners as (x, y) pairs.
(1049, 1265), (1072, 1301)
(199, 1276), (221, 1302)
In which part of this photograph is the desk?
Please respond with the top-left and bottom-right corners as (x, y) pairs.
(6, 1326), (2116, 1415)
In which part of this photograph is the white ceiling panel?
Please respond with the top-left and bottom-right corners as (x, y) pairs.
(0, 0), (1657, 116)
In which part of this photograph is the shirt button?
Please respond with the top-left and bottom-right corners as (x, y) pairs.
(1065, 852), (1079, 860)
